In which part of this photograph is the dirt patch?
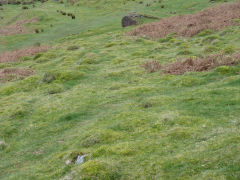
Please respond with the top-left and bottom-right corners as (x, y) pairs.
(0, 46), (49, 63)
(0, 18), (38, 36)
(129, 1), (240, 39)
(0, 68), (34, 82)
(143, 53), (240, 75)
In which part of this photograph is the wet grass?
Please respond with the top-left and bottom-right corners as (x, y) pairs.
(0, 0), (240, 179)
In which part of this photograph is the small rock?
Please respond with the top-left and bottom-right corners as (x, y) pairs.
(75, 154), (86, 164)
(65, 159), (72, 165)
(121, 13), (140, 27)
(0, 141), (6, 149)
(121, 16), (137, 27)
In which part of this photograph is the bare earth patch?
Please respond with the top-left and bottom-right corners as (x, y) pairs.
(0, 46), (49, 63)
(0, 68), (34, 82)
(143, 53), (240, 75)
(129, 1), (240, 39)
(0, 18), (38, 36)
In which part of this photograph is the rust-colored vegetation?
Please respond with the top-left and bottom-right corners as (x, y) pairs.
(0, 18), (38, 36)
(0, 68), (34, 82)
(0, 46), (49, 63)
(129, 1), (240, 39)
(143, 53), (240, 75)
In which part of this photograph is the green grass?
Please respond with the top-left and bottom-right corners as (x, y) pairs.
(0, 0), (240, 179)
(0, 0), (229, 52)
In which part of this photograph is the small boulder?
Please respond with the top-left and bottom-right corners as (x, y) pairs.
(122, 13), (143, 27)
(121, 13), (159, 28)
(65, 159), (72, 165)
(75, 154), (87, 164)
(121, 16), (138, 27)
(0, 141), (6, 149)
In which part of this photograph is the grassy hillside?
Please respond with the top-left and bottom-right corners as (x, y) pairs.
(0, 0), (240, 179)
(0, 0), (225, 52)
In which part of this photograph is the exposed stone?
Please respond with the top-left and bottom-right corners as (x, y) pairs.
(75, 154), (87, 164)
(65, 159), (72, 165)
(121, 16), (137, 27)
(121, 12), (160, 28)
(0, 141), (6, 149)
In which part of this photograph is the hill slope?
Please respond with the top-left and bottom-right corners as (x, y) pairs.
(0, 0), (240, 179)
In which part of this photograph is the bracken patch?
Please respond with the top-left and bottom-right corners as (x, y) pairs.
(143, 53), (240, 75)
(0, 18), (38, 36)
(0, 46), (49, 63)
(142, 60), (162, 73)
(0, 68), (34, 82)
(129, 1), (240, 39)
(164, 53), (240, 75)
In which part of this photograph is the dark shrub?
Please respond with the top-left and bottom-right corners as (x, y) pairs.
(22, 6), (29, 9)
(35, 29), (39, 33)
(67, 45), (79, 51)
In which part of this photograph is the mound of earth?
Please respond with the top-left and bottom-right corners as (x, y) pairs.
(129, 1), (240, 39)
(0, 46), (49, 63)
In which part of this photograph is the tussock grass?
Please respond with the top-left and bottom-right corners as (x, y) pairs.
(0, 0), (240, 179)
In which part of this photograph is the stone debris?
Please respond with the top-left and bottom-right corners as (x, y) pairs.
(75, 154), (87, 164)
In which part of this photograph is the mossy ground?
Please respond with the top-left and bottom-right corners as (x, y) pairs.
(0, 0), (240, 179)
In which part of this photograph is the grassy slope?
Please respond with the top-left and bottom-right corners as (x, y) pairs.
(0, 0), (240, 179)
(0, 0), (222, 52)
